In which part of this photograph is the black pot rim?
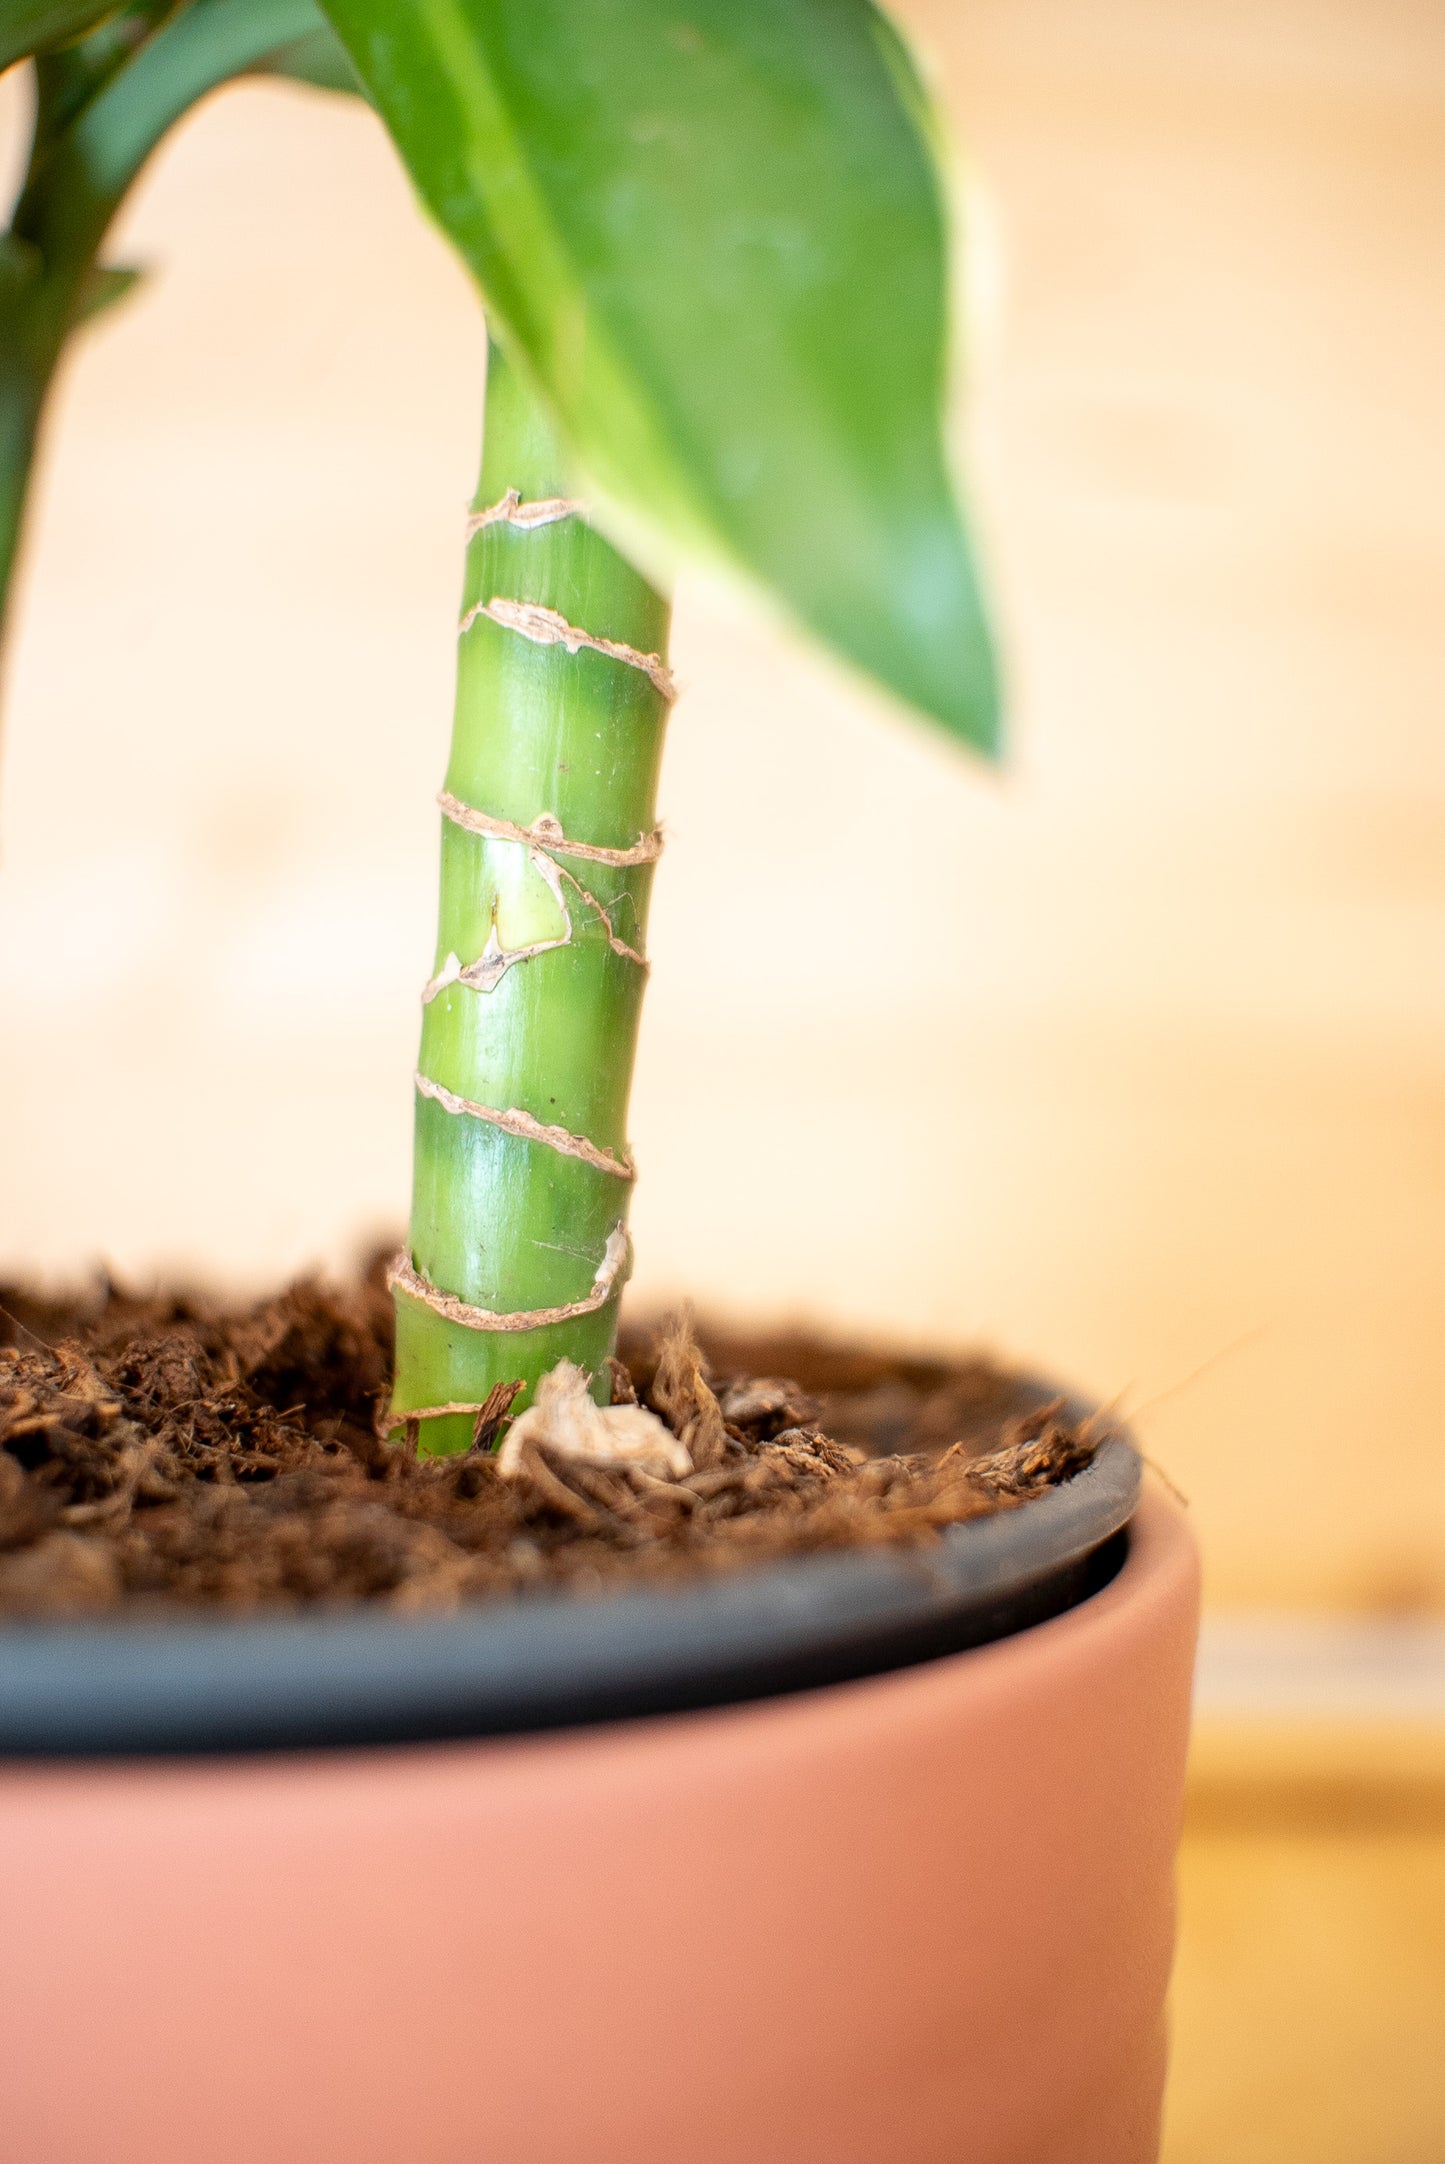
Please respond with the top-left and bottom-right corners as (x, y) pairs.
(0, 1434), (1141, 1759)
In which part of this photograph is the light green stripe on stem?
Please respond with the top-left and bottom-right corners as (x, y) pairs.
(391, 339), (671, 1455)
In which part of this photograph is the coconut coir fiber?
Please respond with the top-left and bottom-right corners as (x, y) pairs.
(0, 1261), (1098, 1618)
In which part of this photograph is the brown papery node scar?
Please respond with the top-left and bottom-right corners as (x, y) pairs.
(377, 1379), (523, 1453)
(382, 1231), (632, 1441)
(386, 1227), (632, 1338)
(412, 1072), (635, 1180)
(436, 792), (664, 868)
(458, 594), (677, 704)
(464, 487), (585, 537)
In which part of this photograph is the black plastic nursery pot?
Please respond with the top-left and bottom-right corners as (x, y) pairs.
(0, 1431), (1200, 2164)
(0, 1432), (1140, 1756)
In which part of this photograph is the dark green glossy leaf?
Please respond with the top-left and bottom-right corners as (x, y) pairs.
(247, 19), (363, 97)
(0, 0), (117, 74)
(70, 258), (141, 324)
(0, 0), (364, 646)
(66, 0), (355, 197)
(0, 233), (42, 297)
(315, 0), (998, 748)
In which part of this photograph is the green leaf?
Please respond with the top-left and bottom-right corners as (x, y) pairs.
(247, 20), (364, 98)
(70, 259), (142, 324)
(315, 0), (998, 749)
(0, 232), (42, 299)
(66, 0), (358, 198)
(0, 0), (118, 75)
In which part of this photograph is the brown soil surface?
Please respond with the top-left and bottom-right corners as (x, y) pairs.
(0, 1263), (1098, 1617)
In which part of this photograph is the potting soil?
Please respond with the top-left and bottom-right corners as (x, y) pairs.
(0, 1263), (1097, 1615)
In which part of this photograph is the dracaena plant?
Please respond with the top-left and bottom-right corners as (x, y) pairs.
(0, 0), (998, 1452)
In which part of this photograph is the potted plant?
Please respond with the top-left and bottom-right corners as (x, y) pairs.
(0, 3), (1199, 2159)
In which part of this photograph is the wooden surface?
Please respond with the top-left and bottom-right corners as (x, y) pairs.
(1167, 1720), (1445, 2162)
(0, 0), (1441, 1611)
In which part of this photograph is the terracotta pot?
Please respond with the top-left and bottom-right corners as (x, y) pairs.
(0, 1475), (1197, 2164)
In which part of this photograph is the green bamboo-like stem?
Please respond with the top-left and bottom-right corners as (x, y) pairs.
(389, 341), (672, 1454)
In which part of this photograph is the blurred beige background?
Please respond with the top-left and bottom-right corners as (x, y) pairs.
(1, 0), (1442, 1621)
